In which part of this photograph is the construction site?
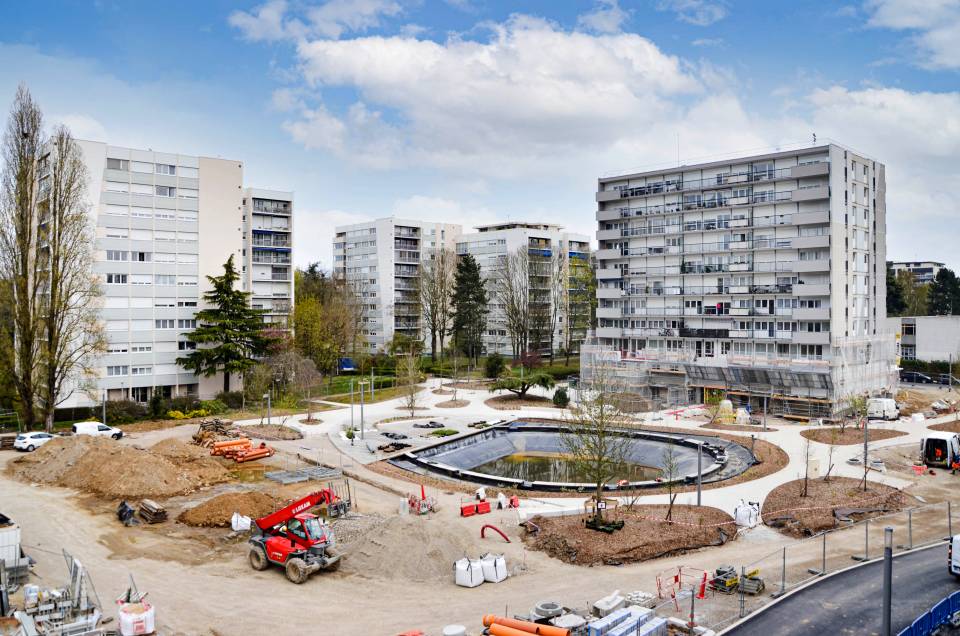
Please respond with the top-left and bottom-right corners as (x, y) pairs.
(1, 376), (960, 636)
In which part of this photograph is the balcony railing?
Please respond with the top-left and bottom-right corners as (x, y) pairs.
(609, 163), (828, 199)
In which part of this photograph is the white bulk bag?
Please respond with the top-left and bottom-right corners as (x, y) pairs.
(454, 558), (484, 588)
(480, 553), (508, 583)
(231, 513), (251, 532)
(734, 501), (759, 528)
(118, 602), (156, 636)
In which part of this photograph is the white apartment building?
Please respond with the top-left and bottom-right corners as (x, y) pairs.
(243, 188), (294, 328)
(586, 143), (897, 417)
(890, 261), (944, 284)
(69, 141), (245, 405)
(456, 222), (591, 357)
(333, 218), (462, 352)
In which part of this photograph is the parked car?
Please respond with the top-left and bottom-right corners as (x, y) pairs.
(937, 374), (960, 385)
(71, 421), (123, 439)
(867, 397), (900, 420)
(13, 431), (56, 452)
(901, 371), (934, 384)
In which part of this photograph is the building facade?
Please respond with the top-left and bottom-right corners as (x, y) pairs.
(333, 218), (462, 352)
(71, 141), (245, 405)
(586, 143), (896, 417)
(456, 222), (591, 357)
(890, 261), (944, 284)
(242, 188), (294, 328)
(896, 316), (960, 362)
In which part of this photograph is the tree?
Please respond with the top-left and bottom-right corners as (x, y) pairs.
(177, 255), (271, 392)
(490, 370), (555, 400)
(561, 364), (631, 522)
(420, 246), (455, 362)
(564, 255), (596, 364)
(398, 353), (421, 417)
(885, 262), (906, 317)
(294, 264), (366, 371)
(897, 270), (929, 316)
(496, 248), (531, 359)
(0, 85), (45, 430)
(484, 352), (506, 379)
(545, 250), (568, 362)
(801, 437), (812, 497)
(451, 254), (488, 363)
(662, 443), (681, 521)
(36, 126), (106, 431)
(928, 267), (960, 316)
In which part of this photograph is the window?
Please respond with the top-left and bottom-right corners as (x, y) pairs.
(105, 227), (129, 239)
(131, 161), (153, 173)
(131, 366), (153, 376)
(154, 299), (175, 308)
(131, 343), (152, 352)
(155, 185), (176, 198)
(106, 365), (128, 377)
(178, 340), (196, 351)
(178, 319), (196, 329)
(177, 188), (198, 199)
(130, 229), (152, 240)
(178, 276), (198, 286)
(106, 250), (128, 261)
(177, 253), (198, 264)
(155, 319), (175, 329)
(129, 274), (152, 285)
(105, 181), (129, 193)
(178, 300), (197, 307)
(131, 207), (153, 218)
(107, 344), (128, 354)
(179, 166), (198, 178)
(107, 158), (129, 171)
(130, 183), (153, 196)
(154, 252), (176, 263)
(903, 323), (915, 336)
(105, 204), (128, 216)
(178, 232), (198, 242)
(155, 164), (176, 176)
(132, 251), (151, 262)
(178, 210), (198, 222)
(106, 273), (127, 284)
(155, 275), (176, 286)
(131, 319), (152, 330)
(155, 230), (176, 241)
(155, 209), (176, 220)
(105, 297), (129, 309)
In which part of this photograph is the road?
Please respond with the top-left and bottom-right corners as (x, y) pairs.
(725, 543), (957, 635)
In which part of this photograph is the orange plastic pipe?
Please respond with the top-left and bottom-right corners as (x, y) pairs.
(488, 625), (538, 636)
(483, 616), (569, 636)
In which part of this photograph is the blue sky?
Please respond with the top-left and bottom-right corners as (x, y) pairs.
(2, 0), (959, 269)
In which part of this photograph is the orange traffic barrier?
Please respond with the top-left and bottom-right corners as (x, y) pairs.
(483, 615), (569, 636)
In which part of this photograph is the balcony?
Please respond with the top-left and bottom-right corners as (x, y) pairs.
(596, 307), (623, 319)
(791, 162), (830, 178)
(793, 283), (830, 296)
(679, 328), (729, 338)
(791, 184), (830, 202)
(597, 268), (622, 280)
(793, 307), (830, 320)
(794, 234), (830, 249)
(597, 287), (624, 299)
(793, 210), (830, 225)
(794, 331), (830, 345)
(595, 326), (623, 338)
(793, 259), (830, 273)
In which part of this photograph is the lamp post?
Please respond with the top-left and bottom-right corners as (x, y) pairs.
(359, 380), (368, 440)
(882, 526), (893, 636)
(696, 441), (703, 506)
(263, 393), (271, 426)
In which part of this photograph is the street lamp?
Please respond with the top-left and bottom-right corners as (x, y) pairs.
(696, 442), (703, 506)
(263, 393), (271, 426)
(882, 526), (893, 636)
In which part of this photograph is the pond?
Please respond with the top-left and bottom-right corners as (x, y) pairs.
(473, 452), (662, 484)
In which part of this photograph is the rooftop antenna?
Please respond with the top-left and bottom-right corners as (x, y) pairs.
(812, 132), (817, 145)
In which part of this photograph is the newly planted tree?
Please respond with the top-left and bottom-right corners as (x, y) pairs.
(490, 370), (555, 400)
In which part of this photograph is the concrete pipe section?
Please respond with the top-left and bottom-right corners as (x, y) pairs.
(389, 421), (756, 492)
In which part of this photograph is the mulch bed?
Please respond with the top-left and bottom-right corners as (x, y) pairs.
(432, 388), (455, 396)
(448, 379), (495, 391)
(800, 426), (907, 445)
(485, 394), (560, 410)
(929, 420), (960, 433)
(701, 421), (779, 433)
(435, 399), (468, 409)
(761, 477), (909, 537)
(524, 505), (736, 566)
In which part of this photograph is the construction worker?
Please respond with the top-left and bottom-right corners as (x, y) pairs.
(952, 459), (960, 475)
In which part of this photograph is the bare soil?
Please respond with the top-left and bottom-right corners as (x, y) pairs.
(701, 421), (779, 433)
(524, 505), (736, 566)
(897, 387), (960, 416)
(435, 399), (469, 409)
(929, 419), (960, 433)
(177, 491), (279, 527)
(448, 379), (495, 391)
(432, 388), (454, 396)
(800, 426), (907, 445)
(7, 436), (231, 499)
(761, 477), (908, 537)
(485, 394), (560, 410)
(239, 424), (303, 440)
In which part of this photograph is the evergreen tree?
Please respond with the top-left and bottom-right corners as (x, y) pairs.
(928, 267), (960, 315)
(177, 255), (271, 392)
(885, 262), (906, 316)
(451, 254), (488, 362)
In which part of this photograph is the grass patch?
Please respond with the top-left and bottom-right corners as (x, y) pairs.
(324, 384), (423, 404)
(429, 428), (459, 437)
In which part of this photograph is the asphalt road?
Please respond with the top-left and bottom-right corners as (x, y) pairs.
(725, 543), (958, 635)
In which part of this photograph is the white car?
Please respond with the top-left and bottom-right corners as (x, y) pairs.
(71, 421), (123, 439)
(13, 431), (56, 452)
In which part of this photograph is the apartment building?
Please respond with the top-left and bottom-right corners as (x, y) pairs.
(332, 218), (462, 352)
(243, 188), (294, 328)
(894, 316), (960, 362)
(586, 143), (896, 417)
(890, 261), (944, 284)
(69, 141), (245, 405)
(456, 222), (591, 357)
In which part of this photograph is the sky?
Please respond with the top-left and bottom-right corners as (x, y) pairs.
(2, 0), (959, 270)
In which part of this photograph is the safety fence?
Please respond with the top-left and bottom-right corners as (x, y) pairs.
(899, 590), (960, 636)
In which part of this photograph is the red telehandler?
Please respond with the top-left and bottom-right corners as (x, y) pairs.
(248, 487), (350, 583)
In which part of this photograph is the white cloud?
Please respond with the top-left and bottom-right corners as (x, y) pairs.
(577, 0), (628, 34)
(229, 0), (401, 42)
(865, 0), (960, 69)
(50, 113), (108, 141)
(656, 0), (729, 26)
(691, 37), (724, 47)
(229, 0), (296, 42)
(392, 195), (499, 228)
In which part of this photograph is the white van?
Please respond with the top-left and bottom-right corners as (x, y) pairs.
(867, 398), (900, 421)
(920, 432), (960, 468)
(950, 534), (960, 577)
(72, 421), (123, 439)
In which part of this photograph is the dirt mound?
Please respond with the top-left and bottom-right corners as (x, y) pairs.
(8, 436), (229, 499)
(340, 515), (475, 581)
(178, 491), (279, 527)
(524, 506), (736, 566)
(240, 424), (302, 440)
(151, 438), (209, 460)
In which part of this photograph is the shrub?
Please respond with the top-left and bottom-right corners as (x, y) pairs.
(104, 400), (147, 424)
(166, 408), (209, 420)
(148, 393), (167, 418)
(552, 386), (570, 408)
(484, 353), (506, 379)
(167, 396), (200, 413)
(429, 428), (459, 437)
(216, 391), (245, 409)
(199, 399), (227, 415)
(543, 365), (579, 381)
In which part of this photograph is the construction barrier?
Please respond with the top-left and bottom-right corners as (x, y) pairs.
(898, 590), (960, 636)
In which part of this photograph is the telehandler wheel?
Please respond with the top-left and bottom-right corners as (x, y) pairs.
(285, 557), (309, 584)
(248, 547), (269, 571)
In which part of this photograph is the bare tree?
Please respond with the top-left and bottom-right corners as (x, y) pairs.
(546, 249), (567, 363)
(496, 248), (530, 359)
(801, 437), (812, 497)
(561, 363), (631, 522)
(419, 246), (455, 362)
(0, 85), (45, 430)
(662, 443), (680, 521)
(36, 127), (106, 431)
(824, 426), (839, 482)
(398, 353), (421, 417)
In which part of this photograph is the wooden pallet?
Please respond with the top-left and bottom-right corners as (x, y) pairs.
(139, 499), (168, 524)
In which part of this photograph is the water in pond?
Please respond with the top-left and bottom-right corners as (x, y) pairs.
(473, 452), (662, 483)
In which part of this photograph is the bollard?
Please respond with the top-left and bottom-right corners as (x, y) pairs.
(909, 509), (913, 549)
(780, 547), (787, 595)
(739, 565), (746, 618)
(822, 531), (827, 574)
